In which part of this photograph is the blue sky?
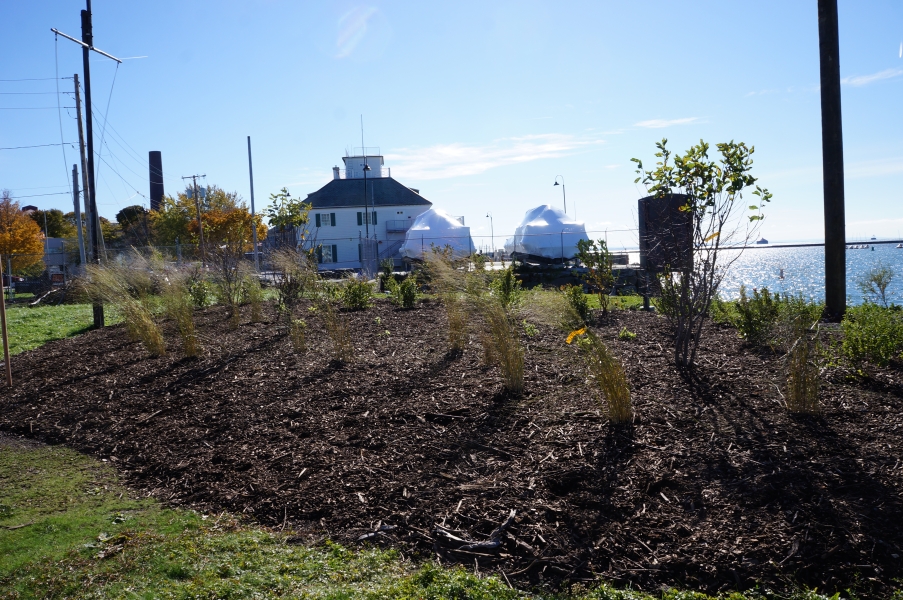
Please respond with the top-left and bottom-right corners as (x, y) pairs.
(2, 0), (902, 250)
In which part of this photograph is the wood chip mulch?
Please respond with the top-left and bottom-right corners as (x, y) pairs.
(2, 299), (902, 596)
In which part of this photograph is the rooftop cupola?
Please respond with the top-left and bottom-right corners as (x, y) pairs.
(342, 147), (384, 179)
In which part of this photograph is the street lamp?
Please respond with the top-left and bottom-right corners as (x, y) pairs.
(363, 163), (372, 238)
(283, 190), (293, 247)
(553, 175), (566, 216)
(486, 212), (494, 260)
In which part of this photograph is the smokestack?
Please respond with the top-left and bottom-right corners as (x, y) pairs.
(333, 166), (340, 180)
(149, 151), (164, 211)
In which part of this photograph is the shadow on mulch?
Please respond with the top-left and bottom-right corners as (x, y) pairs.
(2, 300), (902, 596)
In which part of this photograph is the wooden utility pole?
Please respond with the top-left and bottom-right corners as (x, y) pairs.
(818, 0), (846, 320)
(72, 164), (87, 267)
(73, 74), (91, 262)
(52, 1), (120, 328)
(81, 2), (103, 328)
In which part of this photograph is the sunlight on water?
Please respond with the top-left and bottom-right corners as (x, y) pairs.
(717, 244), (903, 305)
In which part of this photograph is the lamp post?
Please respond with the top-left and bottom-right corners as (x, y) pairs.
(553, 175), (566, 216)
(363, 163), (372, 238)
(486, 212), (494, 260)
(284, 190), (293, 247)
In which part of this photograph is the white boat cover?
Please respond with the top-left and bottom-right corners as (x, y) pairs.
(400, 208), (475, 260)
(504, 205), (588, 259)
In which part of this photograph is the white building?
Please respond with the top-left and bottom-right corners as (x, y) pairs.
(298, 150), (432, 271)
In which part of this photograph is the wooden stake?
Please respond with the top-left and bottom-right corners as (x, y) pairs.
(0, 258), (12, 387)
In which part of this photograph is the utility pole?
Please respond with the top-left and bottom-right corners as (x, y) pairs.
(247, 136), (259, 271)
(73, 74), (91, 262)
(818, 0), (846, 320)
(72, 164), (87, 267)
(183, 175), (206, 265)
(52, 2), (120, 329)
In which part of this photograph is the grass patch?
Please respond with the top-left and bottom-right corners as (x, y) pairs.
(0, 441), (849, 599)
(4, 303), (119, 356)
(586, 294), (646, 311)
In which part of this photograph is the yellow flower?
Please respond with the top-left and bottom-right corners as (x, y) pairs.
(566, 327), (587, 344)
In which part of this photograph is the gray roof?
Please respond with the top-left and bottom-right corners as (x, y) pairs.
(306, 177), (432, 209)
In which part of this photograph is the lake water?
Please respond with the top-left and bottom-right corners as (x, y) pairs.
(716, 243), (903, 305)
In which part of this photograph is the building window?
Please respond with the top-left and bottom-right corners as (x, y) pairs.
(315, 213), (336, 227)
(356, 211), (377, 226)
(317, 244), (338, 264)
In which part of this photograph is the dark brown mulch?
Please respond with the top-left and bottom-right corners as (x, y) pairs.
(2, 299), (902, 596)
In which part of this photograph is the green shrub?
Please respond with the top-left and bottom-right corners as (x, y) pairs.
(736, 285), (781, 346)
(562, 284), (589, 324)
(618, 327), (636, 341)
(522, 320), (538, 337)
(709, 294), (736, 324)
(857, 262), (894, 307)
(575, 238), (616, 316)
(842, 303), (903, 367)
(379, 258), (394, 278)
(341, 277), (373, 310)
(188, 278), (214, 308)
(490, 266), (522, 310)
(386, 275), (419, 309)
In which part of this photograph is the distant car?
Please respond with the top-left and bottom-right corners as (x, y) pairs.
(2, 274), (24, 286)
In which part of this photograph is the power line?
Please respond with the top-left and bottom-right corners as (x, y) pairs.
(91, 62), (120, 191)
(3, 185), (71, 191)
(88, 102), (181, 185)
(0, 106), (77, 109)
(0, 143), (76, 150)
(0, 92), (69, 95)
(8, 192), (72, 199)
(54, 34), (73, 204)
(95, 152), (150, 203)
(96, 170), (153, 247)
(0, 77), (70, 82)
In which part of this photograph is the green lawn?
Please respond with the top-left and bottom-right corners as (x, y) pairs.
(3, 303), (119, 356)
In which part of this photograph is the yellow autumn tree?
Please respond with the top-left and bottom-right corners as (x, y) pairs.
(188, 207), (267, 255)
(0, 190), (45, 272)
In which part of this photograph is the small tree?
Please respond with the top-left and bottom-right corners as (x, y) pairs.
(632, 139), (772, 369)
(857, 262), (894, 307)
(29, 208), (75, 239)
(576, 238), (615, 316)
(0, 191), (44, 272)
(115, 205), (151, 246)
(266, 188), (311, 249)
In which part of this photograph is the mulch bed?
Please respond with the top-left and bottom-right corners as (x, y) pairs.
(2, 299), (902, 596)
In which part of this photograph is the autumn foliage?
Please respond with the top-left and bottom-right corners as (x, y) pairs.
(0, 190), (44, 272)
(187, 208), (267, 255)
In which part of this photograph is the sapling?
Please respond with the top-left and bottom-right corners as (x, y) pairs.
(632, 139), (773, 369)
